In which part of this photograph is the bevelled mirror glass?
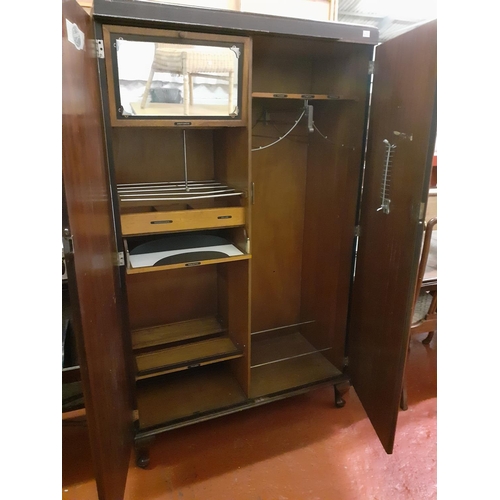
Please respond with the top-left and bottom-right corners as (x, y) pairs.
(105, 28), (245, 123)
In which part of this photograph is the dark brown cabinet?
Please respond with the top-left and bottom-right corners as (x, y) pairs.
(62, 1), (436, 499)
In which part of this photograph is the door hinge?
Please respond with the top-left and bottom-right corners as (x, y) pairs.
(62, 229), (74, 255)
(88, 39), (104, 58)
(354, 225), (361, 237)
(368, 61), (375, 76)
(114, 251), (125, 267)
(343, 356), (349, 368)
(251, 182), (255, 205)
(133, 409), (139, 421)
(419, 202), (426, 221)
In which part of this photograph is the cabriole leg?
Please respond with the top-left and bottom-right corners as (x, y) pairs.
(334, 381), (350, 408)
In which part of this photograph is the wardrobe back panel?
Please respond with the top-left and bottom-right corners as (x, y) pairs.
(126, 266), (218, 330)
(111, 128), (215, 184)
(250, 107), (309, 332)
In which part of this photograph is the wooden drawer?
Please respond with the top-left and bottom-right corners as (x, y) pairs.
(121, 207), (245, 236)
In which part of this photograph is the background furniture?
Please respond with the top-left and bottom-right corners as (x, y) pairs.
(140, 43), (236, 115)
(401, 217), (437, 410)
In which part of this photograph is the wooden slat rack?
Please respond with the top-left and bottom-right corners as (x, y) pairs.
(132, 316), (225, 351)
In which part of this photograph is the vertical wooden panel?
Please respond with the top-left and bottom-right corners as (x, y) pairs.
(348, 20), (437, 453)
(250, 106), (309, 332)
(62, 1), (133, 498)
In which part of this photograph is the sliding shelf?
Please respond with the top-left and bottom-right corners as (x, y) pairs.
(252, 92), (358, 101)
(135, 336), (243, 380)
(126, 253), (250, 274)
(250, 330), (339, 398)
(125, 232), (250, 273)
(132, 316), (225, 351)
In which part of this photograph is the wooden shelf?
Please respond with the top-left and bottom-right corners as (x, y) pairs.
(132, 316), (225, 351)
(251, 330), (329, 367)
(250, 353), (340, 398)
(250, 332), (340, 399)
(135, 336), (243, 380)
(126, 253), (250, 274)
(125, 232), (250, 273)
(136, 365), (247, 429)
(62, 381), (85, 412)
(252, 92), (358, 101)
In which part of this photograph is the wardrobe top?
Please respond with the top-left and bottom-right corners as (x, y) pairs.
(92, 0), (379, 45)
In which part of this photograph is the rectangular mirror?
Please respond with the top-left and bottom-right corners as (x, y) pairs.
(103, 26), (249, 126)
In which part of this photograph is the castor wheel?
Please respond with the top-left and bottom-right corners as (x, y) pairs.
(135, 435), (154, 469)
(136, 454), (150, 469)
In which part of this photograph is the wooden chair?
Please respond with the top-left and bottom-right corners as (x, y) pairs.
(400, 217), (437, 410)
(140, 44), (235, 115)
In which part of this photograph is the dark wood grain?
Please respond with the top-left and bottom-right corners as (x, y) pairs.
(299, 46), (371, 369)
(62, 1), (133, 498)
(347, 20), (437, 453)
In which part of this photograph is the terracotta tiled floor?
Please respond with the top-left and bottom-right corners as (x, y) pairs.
(62, 332), (436, 500)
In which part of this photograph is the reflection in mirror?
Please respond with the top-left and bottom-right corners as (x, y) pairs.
(116, 39), (240, 117)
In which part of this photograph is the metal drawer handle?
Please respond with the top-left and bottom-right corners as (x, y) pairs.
(150, 220), (173, 225)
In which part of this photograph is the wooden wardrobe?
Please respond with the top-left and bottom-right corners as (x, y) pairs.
(62, 1), (437, 498)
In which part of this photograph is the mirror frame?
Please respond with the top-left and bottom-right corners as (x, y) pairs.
(102, 25), (250, 127)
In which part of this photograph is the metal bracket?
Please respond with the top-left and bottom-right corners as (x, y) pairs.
(114, 251), (125, 267)
(230, 45), (241, 59)
(88, 39), (104, 59)
(354, 225), (361, 238)
(368, 61), (375, 75)
(304, 100), (314, 132)
(393, 130), (413, 141)
(62, 229), (74, 255)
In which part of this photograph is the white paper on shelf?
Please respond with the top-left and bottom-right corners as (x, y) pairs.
(129, 243), (244, 268)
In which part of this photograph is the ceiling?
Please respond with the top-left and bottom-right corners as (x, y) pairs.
(337, 0), (437, 41)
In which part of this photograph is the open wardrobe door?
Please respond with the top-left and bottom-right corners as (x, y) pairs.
(62, 0), (133, 498)
(347, 20), (437, 453)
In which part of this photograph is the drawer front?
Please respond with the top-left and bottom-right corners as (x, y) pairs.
(121, 207), (245, 236)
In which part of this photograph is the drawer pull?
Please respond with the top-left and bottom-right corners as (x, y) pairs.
(150, 220), (173, 225)
(185, 261), (201, 267)
(217, 215), (232, 220)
